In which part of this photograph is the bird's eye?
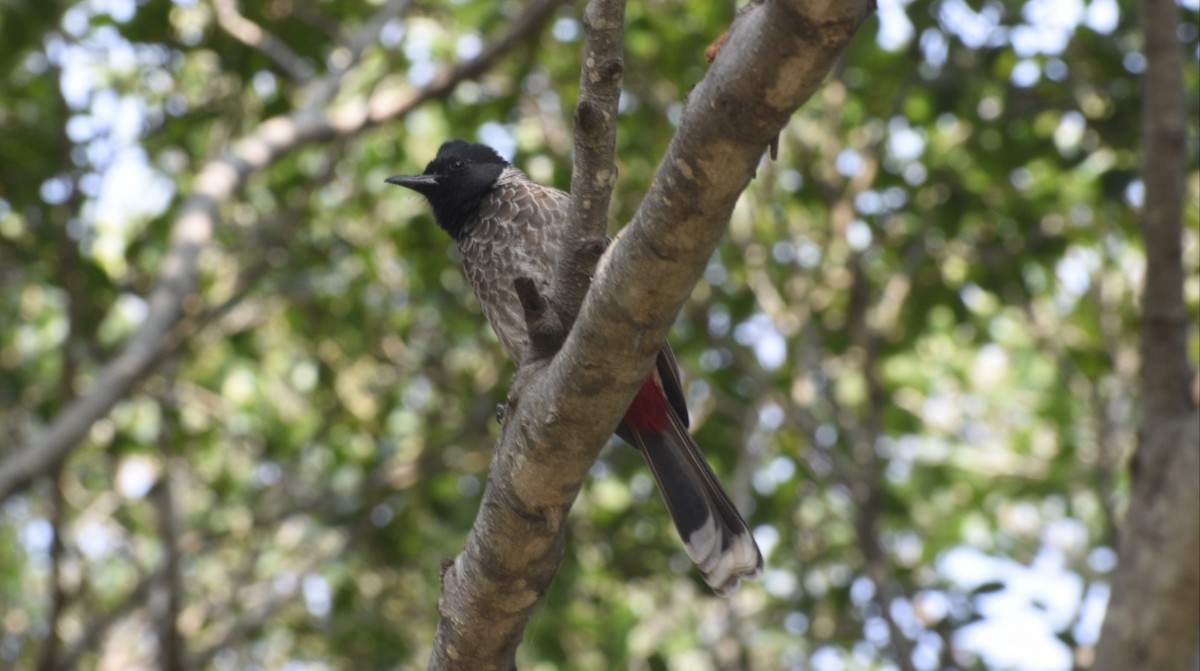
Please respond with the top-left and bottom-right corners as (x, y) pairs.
(450, 159), (465, 170)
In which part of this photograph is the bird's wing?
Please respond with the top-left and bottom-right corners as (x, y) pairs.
(504, 178), (693, 429)
(656, 346), (690, 430)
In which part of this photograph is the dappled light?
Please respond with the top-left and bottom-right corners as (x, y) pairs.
(0, 0), (1197, 669)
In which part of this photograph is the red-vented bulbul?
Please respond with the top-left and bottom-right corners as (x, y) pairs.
(387, 140), (762, 595)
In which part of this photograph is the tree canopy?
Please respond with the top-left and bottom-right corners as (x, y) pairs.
(0, 0), (1196, 669)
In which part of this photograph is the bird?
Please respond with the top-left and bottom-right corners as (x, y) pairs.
(386, 140), (763, 595)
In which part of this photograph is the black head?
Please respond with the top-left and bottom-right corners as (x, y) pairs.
(386, 140), (509, 240)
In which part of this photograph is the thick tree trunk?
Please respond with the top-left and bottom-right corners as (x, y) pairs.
(1093, 0), (1200, 668)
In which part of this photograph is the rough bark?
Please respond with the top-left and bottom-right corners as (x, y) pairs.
(552, 0), (625, 334)
(426, 1), (873, 669)
(1094, 0), (1200, 668)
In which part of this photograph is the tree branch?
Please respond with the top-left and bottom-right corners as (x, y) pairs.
(212, 0), (314, 81)
(428, 2), (873, 668)
(551, 0), (625, 334)
(154, 383), (184, 671)
(1133, 1), (1192, 419)
(846, 257), (919, 671)
(1094, 0), (1200, 668)
(0, 0), (569, 505)
(35, 469), (68, 671)
(38, 62), (86, 671)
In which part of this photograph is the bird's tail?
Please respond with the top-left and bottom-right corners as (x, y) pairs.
(619, 412), (763, 596)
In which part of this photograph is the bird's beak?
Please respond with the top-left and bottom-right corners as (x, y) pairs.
(385, 174), (438, 190)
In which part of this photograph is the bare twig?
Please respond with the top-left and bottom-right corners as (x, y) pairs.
(846, 257), (918, 671)
(299, 0), (414, 111)
(553, 0), (626, 326)
(0, 0), (570, 504)
(344, 0), (412, 65)
(154, 472), (184, 671)
(37, 60), (89, 671)
(155, 379), (184, 671)
(212, 0), (314, 80)
(35, 469), (68, 671)
(349, 0), (567, 128)
(830, 76), (920, 671)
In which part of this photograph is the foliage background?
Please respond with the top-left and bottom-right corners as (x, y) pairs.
(1, 0), (1197, 669)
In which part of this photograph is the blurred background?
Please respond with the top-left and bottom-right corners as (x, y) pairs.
(1, 0), (1197, 669)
